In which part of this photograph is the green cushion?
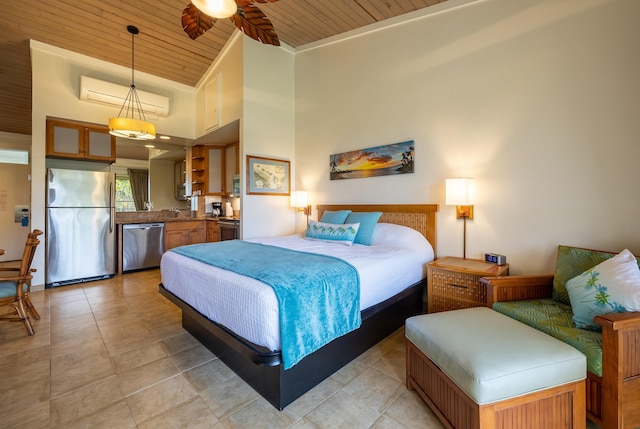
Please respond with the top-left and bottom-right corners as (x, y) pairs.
(493, 299), (603, 376)
(552, 245), (640, 305)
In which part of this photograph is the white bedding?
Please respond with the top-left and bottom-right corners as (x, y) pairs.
(160, 223), (434, 351)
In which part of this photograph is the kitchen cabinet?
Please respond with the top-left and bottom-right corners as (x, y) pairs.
(224, 142), (239, 195)
(164, 220), (205, 250)
(206, 220), (220, 242)
(174, 160), (187, 200)
(191, 143), (239, 196)
(46, 117), (116, 162)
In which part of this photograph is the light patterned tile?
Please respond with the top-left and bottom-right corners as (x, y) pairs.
(117, 356), (180, 396)
(342, 367), (405, 414)
(183, 359), (236, 393)
(382, 390), (444, 429)
(126, 374), (198, 424)
(225, 396), (295, 428)
(282, 376), (343, 421)
(161, 331), (202, 355)
(50, 375), (123, 427)
(303, 389), (380, 429)
(137, 396), (219, 429)
(110, 341), (169, 374)
(50, 341), (115, 398)
(54, 400), (135, 429)
(199, 376), (260, 420)
(170, 342), (216, 371)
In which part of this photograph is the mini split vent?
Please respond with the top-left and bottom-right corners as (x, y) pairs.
(79, 75), (170, 118)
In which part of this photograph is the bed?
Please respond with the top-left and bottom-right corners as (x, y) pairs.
(159, 204), (438, 410)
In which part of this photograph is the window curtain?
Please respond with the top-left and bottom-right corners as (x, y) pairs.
(128, 169), (149, 211)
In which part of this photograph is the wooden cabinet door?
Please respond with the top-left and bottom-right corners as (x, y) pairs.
(46, 118), (115, 162)
(164, 221), (205, 250)
(224, 143), (238, 196)
(206, 147), (223, 195)
(206, 221), (220, 242)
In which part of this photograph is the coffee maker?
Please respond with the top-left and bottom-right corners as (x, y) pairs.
(211, 202), (222, 217)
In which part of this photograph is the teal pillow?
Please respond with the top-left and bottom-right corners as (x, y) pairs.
(305, 220), (360, 246)
(566, 249), (640, 330)
(320, 210), (351, 224)
(344, 212), (382, 245)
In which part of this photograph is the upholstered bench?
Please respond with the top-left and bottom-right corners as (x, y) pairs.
(406, 307), (587, 429)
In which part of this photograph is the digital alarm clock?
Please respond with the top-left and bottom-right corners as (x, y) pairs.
(484, 253), (507, 265)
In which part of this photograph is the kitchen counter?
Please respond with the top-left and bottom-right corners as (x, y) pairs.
(115, 210), (203, 224)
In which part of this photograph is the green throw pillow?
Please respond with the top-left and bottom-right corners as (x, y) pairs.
(566, 249), (640, 330)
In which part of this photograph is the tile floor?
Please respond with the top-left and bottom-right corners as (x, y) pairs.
(0, 269), (602, 428)
(1, 269), (444, 429)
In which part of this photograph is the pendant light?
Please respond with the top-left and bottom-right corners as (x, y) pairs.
(191, 0), (238, 19)
(108, 25), (156, 141)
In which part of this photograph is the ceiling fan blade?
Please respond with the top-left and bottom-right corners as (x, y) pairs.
(232, 3), (280, 46)
(182, 3), (217, 40)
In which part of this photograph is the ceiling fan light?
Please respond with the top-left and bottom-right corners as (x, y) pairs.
(192, 0), (237, 19)
(109, 117), (156, 140)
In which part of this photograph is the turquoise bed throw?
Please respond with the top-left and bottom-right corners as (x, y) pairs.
(170, 240), (361, 369)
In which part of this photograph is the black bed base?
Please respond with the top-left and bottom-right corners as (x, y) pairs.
(159, 279), (425, 410)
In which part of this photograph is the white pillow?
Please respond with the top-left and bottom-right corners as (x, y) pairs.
(566, 249), (640, 330)
(371, 223), (433, 252)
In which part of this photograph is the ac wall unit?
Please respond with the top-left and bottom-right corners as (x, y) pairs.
(79, 75), (170, 118)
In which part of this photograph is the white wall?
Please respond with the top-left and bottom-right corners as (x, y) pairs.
(241, 40), (296, 239)
(30, 41), (197, 287)
(294, 0), (640, 274)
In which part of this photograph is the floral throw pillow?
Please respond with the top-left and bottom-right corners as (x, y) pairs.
(566, 249), (640, 330)
(305, 220), (360, 246)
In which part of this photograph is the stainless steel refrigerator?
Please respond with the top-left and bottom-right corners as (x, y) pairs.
(46, 168), (116, 287)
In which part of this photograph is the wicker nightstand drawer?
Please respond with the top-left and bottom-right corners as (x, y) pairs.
(427, 257), (509, 313)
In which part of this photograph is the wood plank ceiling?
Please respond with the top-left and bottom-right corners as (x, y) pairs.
(0, 0), (447, 136)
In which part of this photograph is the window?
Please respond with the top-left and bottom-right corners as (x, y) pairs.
(115, 176), (136, 212)
(0, 149), (28, 165)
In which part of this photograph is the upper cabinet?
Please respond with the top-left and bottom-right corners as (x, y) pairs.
(191, 142), (239, 196)
(46, 117), (116, 163)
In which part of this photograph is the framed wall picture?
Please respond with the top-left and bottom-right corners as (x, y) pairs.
(246, 155), (290, 195)
(330, 140), (415, 180)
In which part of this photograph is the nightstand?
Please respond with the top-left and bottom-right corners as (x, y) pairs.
(427, 256), (509, 313)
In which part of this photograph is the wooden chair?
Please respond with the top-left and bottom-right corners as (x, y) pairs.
(0, 229), (43, 335)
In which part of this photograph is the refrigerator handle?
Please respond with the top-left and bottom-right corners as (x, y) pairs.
(110, 208), (115, 234)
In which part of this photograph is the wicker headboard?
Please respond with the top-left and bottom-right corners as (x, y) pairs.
(316, 204), (438, 256)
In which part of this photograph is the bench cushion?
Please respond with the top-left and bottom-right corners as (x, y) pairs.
(406, 307), (586, 405)
(492, 299), (603, 376)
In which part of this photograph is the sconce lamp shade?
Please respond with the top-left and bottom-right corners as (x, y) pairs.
(192, 0), (237, 18)
(446, 178), (475, 206)
(290, 191), (309, 208)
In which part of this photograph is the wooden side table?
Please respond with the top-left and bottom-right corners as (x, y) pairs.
(427, 256), (509, 313)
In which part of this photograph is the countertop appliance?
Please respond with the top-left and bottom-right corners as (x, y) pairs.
(122, 223), (164, 272)
(46, 168), (115, 287)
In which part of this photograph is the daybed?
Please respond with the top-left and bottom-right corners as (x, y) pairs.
(159, 204), (438, 410)
(481, 245), (640, 429)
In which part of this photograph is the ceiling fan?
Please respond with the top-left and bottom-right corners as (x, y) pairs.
(182, 0), (280, 46)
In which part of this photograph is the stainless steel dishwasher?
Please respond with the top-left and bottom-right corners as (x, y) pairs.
(122, 223), (164, 272)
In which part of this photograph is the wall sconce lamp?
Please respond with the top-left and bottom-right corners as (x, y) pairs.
(290, 191), (312, 225)
(446, 178), (475, 259)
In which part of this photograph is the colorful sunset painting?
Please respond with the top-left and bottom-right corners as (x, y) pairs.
(330, 140), (415, 180)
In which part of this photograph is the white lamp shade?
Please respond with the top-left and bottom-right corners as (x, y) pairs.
(446, 178), (475, 205)
(192, 0), (237, 18)
(290, 191), (308, 208)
